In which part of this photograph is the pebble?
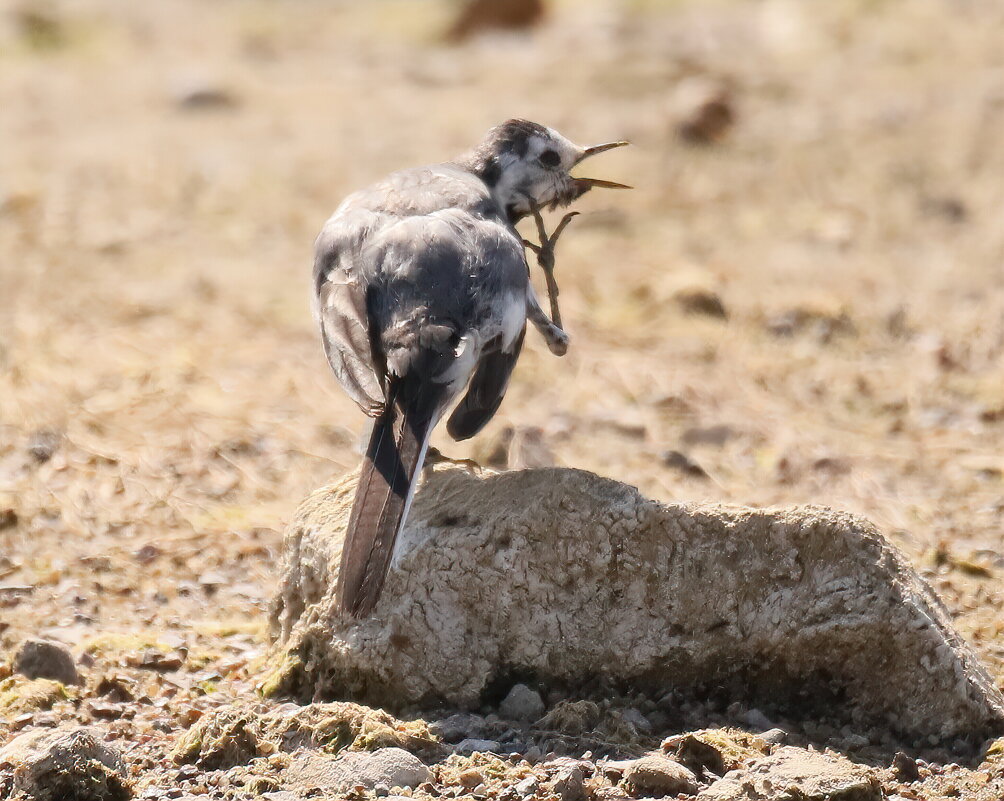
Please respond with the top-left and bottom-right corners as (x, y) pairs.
(622, 754), (699, 797)
(892, 752), (920, 783)
(284, 748), (430, 794)
(455, 738), (501, 755)
(13, 638), (80, 685)
(618, 707), (652, 734)
(1, 726), (129, 800)
(430, 712), (487, 743)
(760, 728), (788, 744)
(459, 768), (484, 788)
(546, 759), (590, 801)
(499, 683), (546, 721)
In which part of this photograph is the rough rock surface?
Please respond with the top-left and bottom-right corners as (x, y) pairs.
(622, 753), (699, 796)
(13, 638), (80, 685)
(0, 726), (130, 801)
(268, 466), (1004, 742)
(170, 700), (438, 768)
(284, 747), (430, 794)
(499, 684), (546, 722)
(698, 746), (882, 800)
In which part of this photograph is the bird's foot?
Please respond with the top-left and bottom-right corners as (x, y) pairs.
(423, 446), (482, 473)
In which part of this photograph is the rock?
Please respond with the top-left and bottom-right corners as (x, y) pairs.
(499, 684), (545, 721)
(759, 728), (788, 745)
(544, 758), (591, 801)
(171, 701), (437, 768)
(285, 748), (429, 795)
(267, 466), (1004, 743)
(0, 726), (130, 801)
(665, 729), (770, 777)
(622, 754), (699, 797)
(454, 738), (501, 755)
(429, 712), (486, 743)
(673, 286), (728, 319)
(660, 449), (709, 479)
(26, 429), (61, 463)
(13, 638), (80, 685)
(0, 676), (73, 716)
(698, 746), (881, 801)
(446, 0), (546, 42)
(172, 82), (238, 111)
(619, 707), (653, 735)
(671, 76), (736, 145)
(891, 751), (920, 783)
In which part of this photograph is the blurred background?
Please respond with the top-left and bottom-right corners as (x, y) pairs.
(1, 0), (1003, 686)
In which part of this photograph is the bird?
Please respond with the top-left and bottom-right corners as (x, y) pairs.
(312, 119), (628, 617)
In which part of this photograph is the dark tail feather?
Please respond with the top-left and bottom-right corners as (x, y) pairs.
(337, 379), (440, 617)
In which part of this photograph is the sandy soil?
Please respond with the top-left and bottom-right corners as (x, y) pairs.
(2, 0), (1003, 797)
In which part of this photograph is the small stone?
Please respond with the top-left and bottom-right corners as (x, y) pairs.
(177, 764), (199, 781)
(891, 751), (920, 783)
(674, 286), (728, 319)
(455, 738), (501, 755)
(27, 429), (61, 463)
(459, 768), (484, 788)
(285, 748), (430, 794)
(661, 450), (709, 479)
(133, 649), (185, 672)
(671, 76), (736, 145)
(1, 726), (130, 801)
(13, 638), (80, 685)
(618, 707), (652, 734)
(546, 758), (590, 801)
(500, 684), (546, 721)
(759, 728), (787, 744)
(446, 0), (545, 42)
(514, 775), (539, 795)
(623, 754), (699, 797)
(429, 712), (486, 743)
(173, 82), (238, 111)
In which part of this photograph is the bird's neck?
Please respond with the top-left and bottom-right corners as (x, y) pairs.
(454, 151), (526, 225)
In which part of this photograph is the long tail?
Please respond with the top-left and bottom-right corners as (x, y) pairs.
(336, 378), (440, 617)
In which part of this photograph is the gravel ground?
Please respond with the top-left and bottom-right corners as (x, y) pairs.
(2, 0), (1004, 798)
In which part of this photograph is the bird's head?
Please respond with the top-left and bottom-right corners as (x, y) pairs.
(460, 119), (630, 223)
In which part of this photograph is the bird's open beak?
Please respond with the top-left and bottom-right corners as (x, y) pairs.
(572, 141), (632, 192)
(579, 141), (631, 160)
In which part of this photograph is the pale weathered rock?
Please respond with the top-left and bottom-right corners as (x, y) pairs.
(13, 638), (80, 685)
(170, 700), (438, 768)
(622, 753), (698, 796)
(544, 757), (591, 801)
(454, 738), (501, 755)
(285, 748), (430, 795)
(0, 726), (130, 801)
(267, 466), (1004, 742)
(698, 746), (881, 801)
(499, 684), (546, 721)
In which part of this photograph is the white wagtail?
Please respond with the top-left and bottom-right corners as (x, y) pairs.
(312, 119), (628, 616)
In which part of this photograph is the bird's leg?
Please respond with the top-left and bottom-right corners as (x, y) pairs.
(526, 288), (569, 356)
(423, 446), (482, 473)
(522, 198), (577, 353)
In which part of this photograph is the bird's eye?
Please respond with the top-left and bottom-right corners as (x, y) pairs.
(539, 149), (561, 168)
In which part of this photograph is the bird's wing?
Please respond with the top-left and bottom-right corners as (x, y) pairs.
(313, 211), (386, 417)
(446, 329), (526, 441)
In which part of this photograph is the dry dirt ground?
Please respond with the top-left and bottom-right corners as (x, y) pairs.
(2, 0), (1004, 798)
